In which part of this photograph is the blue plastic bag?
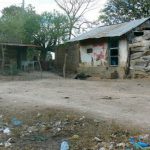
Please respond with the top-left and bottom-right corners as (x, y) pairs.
(137, 142), (150, 148)
(129, 137), (150, 149)
(11, 117), (23, 126)
(60, 141), (69, 150)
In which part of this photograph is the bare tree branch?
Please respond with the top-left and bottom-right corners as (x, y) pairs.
(54, 0), (97, 39)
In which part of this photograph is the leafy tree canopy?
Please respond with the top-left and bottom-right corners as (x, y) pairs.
(0, 5), (72, 60)
(0, 5), (40, 43)
(99, 0), (150, 25)
(34, 11), (69, 60)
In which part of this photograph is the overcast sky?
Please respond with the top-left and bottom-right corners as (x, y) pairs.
(0, 0), (107, 21)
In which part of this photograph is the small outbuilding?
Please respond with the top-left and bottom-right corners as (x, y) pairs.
(55, 17), (150, 78)
(0, 43), (40, 73)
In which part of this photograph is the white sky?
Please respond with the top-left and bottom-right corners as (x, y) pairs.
(0, 0), (107, 21)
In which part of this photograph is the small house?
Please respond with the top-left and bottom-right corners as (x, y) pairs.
(55, 17), (150, 78)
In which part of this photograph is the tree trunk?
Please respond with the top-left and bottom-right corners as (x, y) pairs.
(68, 28), (72, 40)
(40, 49), (47, 61)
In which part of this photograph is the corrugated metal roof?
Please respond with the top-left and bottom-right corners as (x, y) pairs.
(70, 17), (150, 42)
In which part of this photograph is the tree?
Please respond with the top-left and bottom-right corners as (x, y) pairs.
(23, 5), (41, 43)
(99, 0), (150, 25)
(0, 5), (40, 43)
(34, 11), (69, 60)
(0, 6), (26, 43)
(54, 0), (96, 39)
(0, 5), (70, 61)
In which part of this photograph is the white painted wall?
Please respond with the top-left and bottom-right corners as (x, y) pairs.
(79, 38), (128, 68)
(80, 42), (108, 67)
(119, 38), (128, 67)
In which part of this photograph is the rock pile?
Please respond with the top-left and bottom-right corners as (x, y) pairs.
(129, 30), (150, 78)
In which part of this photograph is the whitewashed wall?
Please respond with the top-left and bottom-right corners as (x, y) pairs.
(119, 38), (128, 67)
(79, 38), (128, 68)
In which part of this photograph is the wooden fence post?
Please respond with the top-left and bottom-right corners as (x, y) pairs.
(1, 45), (5, 73)
(63, 53), (68, 78)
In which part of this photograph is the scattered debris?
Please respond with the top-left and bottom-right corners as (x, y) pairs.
(4, 141), (12, 148)
(129, 137), (150, 149)
(60, 141), (69, 150)
(139, 134), (150, 140)
(3, 127), (11, 135)
(27, 126), (39, 133)
(11, 117), (23, 126)
(116, 142), (126, 148)
(0, 109), (149, 149)
(94, 137), (102, 142)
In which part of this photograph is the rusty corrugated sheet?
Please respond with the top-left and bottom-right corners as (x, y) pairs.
(70, 17), (150, 42)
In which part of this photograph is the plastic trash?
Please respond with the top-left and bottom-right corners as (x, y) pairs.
(4, 141), (11, 148)
(129, 137), (150, 149)
(137, 141), (150, 148)
(3, 128), (11, 135)
(60, 141), (69, 150)
(11, 117), (23, 126)
(129, 137), (135, 144)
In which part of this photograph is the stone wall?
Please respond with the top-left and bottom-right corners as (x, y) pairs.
(129, 30), (150, 78)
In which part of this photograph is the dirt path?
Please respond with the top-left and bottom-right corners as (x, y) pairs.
(0, 75), (150, 128)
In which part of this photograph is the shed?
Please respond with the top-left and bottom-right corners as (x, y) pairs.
(0, 43), (40, 72)
(56, 17), (150, 78)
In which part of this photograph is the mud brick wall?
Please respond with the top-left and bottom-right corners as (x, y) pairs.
(55, 42), (80, 72)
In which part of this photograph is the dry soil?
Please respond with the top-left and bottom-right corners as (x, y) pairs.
(0, 73), (150, 128)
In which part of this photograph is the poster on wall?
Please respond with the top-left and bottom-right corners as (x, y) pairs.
(93, 45), (107, 66)
(80, 44), (107, 66)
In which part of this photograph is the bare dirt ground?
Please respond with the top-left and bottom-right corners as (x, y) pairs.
(0, 72), (150, 128)
(0, 72), (150, 149)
